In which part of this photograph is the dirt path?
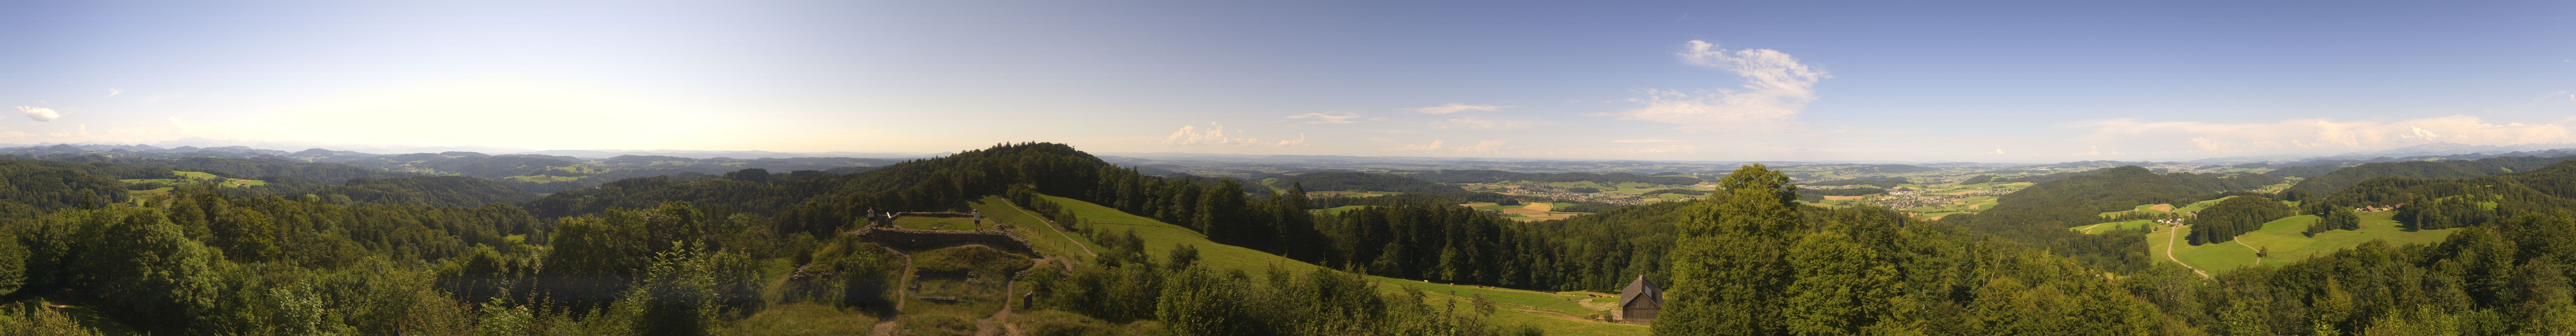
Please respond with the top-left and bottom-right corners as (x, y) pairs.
(1005, 200), (1097, 257)
(974, 276), (1023, 336)
(870, 249), (916, 336)
(2165, 226), (2211, 278)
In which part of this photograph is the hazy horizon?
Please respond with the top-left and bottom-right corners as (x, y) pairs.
(8, 1), (2573, 162)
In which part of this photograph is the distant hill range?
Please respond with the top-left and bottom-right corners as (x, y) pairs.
(0, 143), (925, 194)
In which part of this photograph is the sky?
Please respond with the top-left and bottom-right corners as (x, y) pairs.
(5, 1), (2574, 162)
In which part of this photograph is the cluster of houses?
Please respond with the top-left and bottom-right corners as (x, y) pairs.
(2357, 203), (2407, 212)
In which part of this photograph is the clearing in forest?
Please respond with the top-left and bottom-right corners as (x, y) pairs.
(2138, 211), (2458, 273)
(1034, 194), (1648, 335)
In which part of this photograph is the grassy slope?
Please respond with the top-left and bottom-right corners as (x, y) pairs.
(971, 196), (1094, 262)
(1032, 194), (1648, 335)
(2073, 220), (2155, 234)
(2145, 211), (2457, 273)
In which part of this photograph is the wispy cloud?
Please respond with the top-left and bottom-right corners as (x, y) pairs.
(1612, 40), (1827, 132)
(1430, 117), (1533, 130)
(16, 106), (60, 122)
(1162, 123), (1306, 147)
(2070, 116), (2576, 155)
(1272, 134), (1307, 146)
(1409, 103), (1513, 115)
(1610, 139), (1681, 143)
(107, 89), (122, 97)
(1285, 112), (1362, 124)
(1398, 140), (1444, 151)
(1453, 140), (1507, 154)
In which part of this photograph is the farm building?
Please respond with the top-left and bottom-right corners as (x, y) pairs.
(1617, 275), (1662, 323)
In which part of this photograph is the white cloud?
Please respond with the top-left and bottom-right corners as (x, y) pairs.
(1430, 117), (1533, 130)
(1990, 146), (2006, 155)
(1285, 112), (1362, 124)
(1399, 140), (1444, 151)
(107, 89), (122, 97)
(1610, 139), (1682, 143)
(1162, 123), (1303, 147)
(1453, 140), (1507, 154)
(16, 106), (60, 121)
(1612, 40), (1827, 132)
(2071, 116), (2576, 156)
(1273, 134), (1307, 147)
(1410, 103), (1513, 114)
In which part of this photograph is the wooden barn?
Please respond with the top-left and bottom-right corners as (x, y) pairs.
(1617, 275), (1662, 323)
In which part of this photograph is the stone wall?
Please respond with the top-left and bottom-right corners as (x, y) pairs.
(850, 227), (1037, 256)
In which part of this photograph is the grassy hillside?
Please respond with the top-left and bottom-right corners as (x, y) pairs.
(2096, 196), (2239, 219)
(2073, 220), (2155, 234)
(1032, 194), (1649, 335)
(2136, 211), (2457, 273)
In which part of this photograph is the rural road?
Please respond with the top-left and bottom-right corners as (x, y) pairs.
(2165, 226), (2211, 278)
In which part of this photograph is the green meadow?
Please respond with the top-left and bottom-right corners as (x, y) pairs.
(1033, 194), (1647, 335)
(2132, 211), (2457, 273)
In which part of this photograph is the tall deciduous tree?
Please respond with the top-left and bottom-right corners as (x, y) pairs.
(1659, 164), (1802, 336)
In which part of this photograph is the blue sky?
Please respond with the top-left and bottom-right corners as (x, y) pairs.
(4, 1), (2572, 162)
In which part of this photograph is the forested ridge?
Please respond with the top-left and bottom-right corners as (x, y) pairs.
(10, 143), (2576, 335)
(1405, 169), (1703, 185)
(2291, 155), (2576, 195)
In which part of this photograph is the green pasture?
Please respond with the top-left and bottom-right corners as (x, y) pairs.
(1032, 194), (1644, 334)
(2072, 220), (2157, 234)
(2145, 212), (2458, 273)
(971, 196), (1091, 262)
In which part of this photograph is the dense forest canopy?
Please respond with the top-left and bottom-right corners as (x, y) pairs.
(2185, 196), (2296, 245)
(8, 143), (2576, 335)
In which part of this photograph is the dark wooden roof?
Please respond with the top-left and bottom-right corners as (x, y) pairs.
(1617, 275), (1662, 309)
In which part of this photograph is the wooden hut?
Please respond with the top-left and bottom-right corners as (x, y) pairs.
(1617, 275), (1662, 323)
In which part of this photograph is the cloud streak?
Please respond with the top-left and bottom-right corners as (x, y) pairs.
(1612, 40), (1827, 132)
(1453, 140), (1506, 154)
(1285, 112), (1362, 124)
(17, 106), (60, 122)
(1431, 117), (1533, 130)
(1410, 103), (1512, 114)
(2071, 116), (2575, 156)
(1162, 123), (1306, 147)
